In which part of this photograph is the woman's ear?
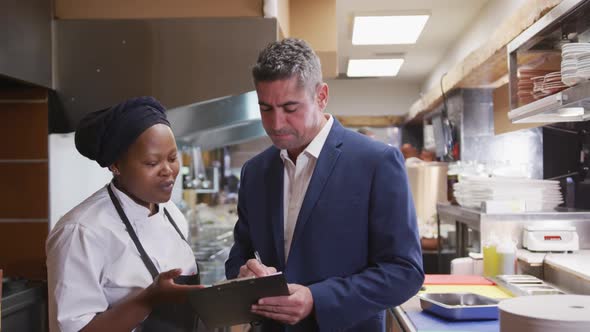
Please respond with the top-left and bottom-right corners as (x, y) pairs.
(109, 163), (121, 176)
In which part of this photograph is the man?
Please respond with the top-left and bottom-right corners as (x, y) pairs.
(225, 38), (424, 331)
(357, 127), (376, 139)
(401, 143), (419, 159)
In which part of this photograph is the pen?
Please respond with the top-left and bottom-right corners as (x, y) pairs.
(254, 251), (263, 265)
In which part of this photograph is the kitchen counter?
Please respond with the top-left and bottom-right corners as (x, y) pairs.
(390, 283), (511, 332)
(187, 203), (237, 285)
(545, 250), (590, 280)
(544, 250), (590, 295)
(515, 249), (590, 294)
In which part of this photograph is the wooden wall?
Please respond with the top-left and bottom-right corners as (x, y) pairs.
(493, 83), (542, 135)
(54, 0), (262, 19)
(0, 86), (49, 280)
(289, 0), (337, 78)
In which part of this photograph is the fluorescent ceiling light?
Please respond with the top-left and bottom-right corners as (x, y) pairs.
(352, 15), (429, 45)
(558, 107), (585, 117)
(347, 59), (404, 77)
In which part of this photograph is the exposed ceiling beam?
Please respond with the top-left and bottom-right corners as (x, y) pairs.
(405, 0), (561, 124)
(335, 115), (404, 127)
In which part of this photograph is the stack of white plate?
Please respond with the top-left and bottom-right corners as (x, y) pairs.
(577, 53), (590, 78)
(453, 176), (563, 211)
(561, 43), (590, 86)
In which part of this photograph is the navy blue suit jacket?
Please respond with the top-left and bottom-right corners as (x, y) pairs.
(225, 119), (424, 331)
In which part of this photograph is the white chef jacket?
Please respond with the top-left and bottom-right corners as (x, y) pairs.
(46, 182), (198, 332)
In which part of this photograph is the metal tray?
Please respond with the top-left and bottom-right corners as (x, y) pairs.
(419, 293), (499, 321)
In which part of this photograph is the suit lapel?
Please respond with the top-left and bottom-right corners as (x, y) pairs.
(288, 120), (344, 259)
(268, 150), (286, 269)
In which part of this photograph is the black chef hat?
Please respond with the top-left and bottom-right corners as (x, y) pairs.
(75, 96), (170, 167)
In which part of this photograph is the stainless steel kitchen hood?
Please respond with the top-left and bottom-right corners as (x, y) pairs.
(168, 91), (266, 150)
(53, 17), (276, 148)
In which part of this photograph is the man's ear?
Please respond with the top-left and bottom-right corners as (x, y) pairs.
(316, 83), (329, 111)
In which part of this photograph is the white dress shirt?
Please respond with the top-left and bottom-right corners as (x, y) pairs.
(46, 182), (197, 332)
(280, 114), (333, 261)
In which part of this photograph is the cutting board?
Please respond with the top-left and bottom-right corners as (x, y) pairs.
(424, 274), (494, 285)
(405, 309), (499, 332)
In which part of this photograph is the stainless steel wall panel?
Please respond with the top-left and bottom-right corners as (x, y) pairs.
(0, 0), (51, 87)
(54, 18), (277, 129)
(462, 128), (544, 179)
(446, 89), (545, 179)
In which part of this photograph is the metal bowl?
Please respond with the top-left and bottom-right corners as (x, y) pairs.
(419, 292), (500, 320)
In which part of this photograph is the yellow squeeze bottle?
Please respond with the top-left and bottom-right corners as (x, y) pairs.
(483, 234), (499, 277)
(483, 245), (499, 277)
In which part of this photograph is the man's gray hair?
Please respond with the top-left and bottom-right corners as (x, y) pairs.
(252, 38), (323, 93)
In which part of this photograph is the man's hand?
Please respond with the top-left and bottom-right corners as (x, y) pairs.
(251, 284), (314, 325)
(238, 259), (277, 278)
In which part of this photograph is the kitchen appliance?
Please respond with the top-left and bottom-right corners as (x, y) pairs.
(522, 225), (580, 252)
(406, 161), (448, 236)
(1, 278), (47, 331)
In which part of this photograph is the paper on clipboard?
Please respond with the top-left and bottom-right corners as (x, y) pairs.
(188, 272), (289, 328)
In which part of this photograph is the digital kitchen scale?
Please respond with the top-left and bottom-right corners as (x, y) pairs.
(522, 225), (579, 252)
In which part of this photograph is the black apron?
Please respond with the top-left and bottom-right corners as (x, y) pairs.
(107, 186), (200, 332)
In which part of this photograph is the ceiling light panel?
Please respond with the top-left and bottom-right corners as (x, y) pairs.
(352, 15), (429, 45)
(347, 59), (404, 77)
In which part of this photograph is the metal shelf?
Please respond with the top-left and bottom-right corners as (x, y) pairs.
(507, 0), (588, 54)
(508, 80), (590, 123)
(437, 202), (590, 225)
(507, 0), (590, 123)
(438, 203), (590, 241)
(437, 203), (590, 257)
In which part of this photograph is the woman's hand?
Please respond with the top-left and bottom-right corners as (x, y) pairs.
(143, 268), (204, 305)
(81, 269), (203, 332)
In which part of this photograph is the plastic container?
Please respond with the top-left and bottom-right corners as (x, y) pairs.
(451, 257), (474, 275)
(497, 240), (517, 275)
(469, 252), (484, 276)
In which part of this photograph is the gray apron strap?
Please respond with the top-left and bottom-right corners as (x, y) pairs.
(107, 184), (200, 332)
(107, 185), (159, 278)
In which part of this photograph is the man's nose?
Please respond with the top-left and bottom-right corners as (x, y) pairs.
(270, 110), (286, 129)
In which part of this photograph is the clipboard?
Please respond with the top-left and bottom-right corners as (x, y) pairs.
(188, 272), (289, 328)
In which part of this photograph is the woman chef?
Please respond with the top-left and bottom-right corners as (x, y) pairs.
(46, 97), (202, 332)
